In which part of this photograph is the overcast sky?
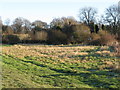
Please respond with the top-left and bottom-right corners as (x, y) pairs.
(0, 0), (119, 24)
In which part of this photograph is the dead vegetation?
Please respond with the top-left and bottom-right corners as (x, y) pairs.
(2, 45), (95, 62)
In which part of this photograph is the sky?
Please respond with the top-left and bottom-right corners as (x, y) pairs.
(0, 0), (120, 24)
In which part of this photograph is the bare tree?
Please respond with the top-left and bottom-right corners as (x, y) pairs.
(12, 17), (24, 33)
(4, 18), (10, 26)
(32, 20), (48, 29)
(104, 5), (120, 34)
(61, 16), (78, 26)
(0, 17), (2, 31)
(50, 18), (63, 29)
(50, 16), (78, 29)
(23, 19), (31, 32)
(12, 17), (31, 33)
(78, 7), (97, 25)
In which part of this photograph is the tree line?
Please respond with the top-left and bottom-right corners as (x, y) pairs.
(1, 4), (120, 45)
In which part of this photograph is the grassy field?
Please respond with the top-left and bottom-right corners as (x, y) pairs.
(1, 44), (120, 88)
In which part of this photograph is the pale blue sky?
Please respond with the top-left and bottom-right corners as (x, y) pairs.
(0, 0), (119, 24)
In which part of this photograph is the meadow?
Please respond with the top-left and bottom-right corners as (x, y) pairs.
(1, 44), (120, 88)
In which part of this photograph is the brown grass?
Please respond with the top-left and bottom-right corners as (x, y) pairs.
(2, 45), (95, 63)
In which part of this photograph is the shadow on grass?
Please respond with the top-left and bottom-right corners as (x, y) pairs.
(40, 67), (120, 88)
(4, 54), (47, 68)
(4, 54), (120, 88)
(77, 46), (120, 59)
(23, 60), (47, 67)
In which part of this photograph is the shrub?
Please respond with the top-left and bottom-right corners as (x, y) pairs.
(98, 31), (117, 46)
(2, 35), (20, 44)
(116, 31), (120, 42)
(29, 30), (48, 41)
(88, 30), (117, 46)
(48, 30), (67, 44)
(2, 26), (14, 34)
(112, 42), (120, 56)
(65, 24), (91, 44)
(16, 34), (31, 41)
(90, 33), (101, 41)
(88, 39), (101, 45)
(73, 29), (91, 43)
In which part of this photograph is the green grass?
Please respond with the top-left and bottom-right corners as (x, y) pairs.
(2, 45), (120, 88)
(1, 44), (12, 47)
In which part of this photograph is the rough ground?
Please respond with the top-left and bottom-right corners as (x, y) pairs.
(1, 44), (120, 88)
